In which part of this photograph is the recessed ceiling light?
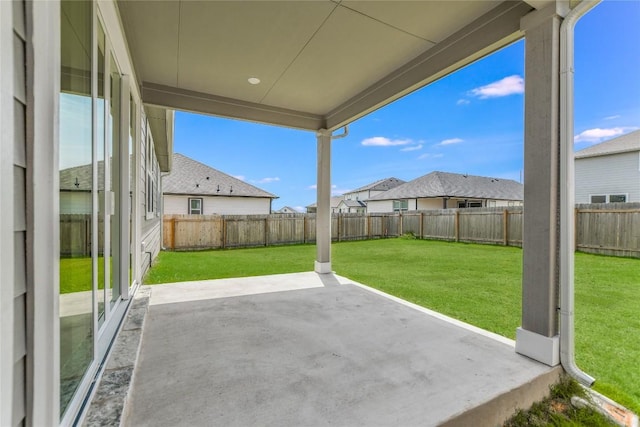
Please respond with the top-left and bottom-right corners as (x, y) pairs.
(248, 77), (261, 85)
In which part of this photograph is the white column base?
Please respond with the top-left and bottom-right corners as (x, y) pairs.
(516, 327), (560, 366)
(314, 261), (332, 274)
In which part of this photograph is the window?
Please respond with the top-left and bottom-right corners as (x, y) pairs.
(590, 194), (627, 203)
(145, 130), (157, 218)
(189, 198), (203, 215)
(457, 200), (483, 208)
(393, 200), (408, 212)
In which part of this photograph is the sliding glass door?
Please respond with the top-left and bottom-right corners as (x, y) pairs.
(59, 3), (134, 422)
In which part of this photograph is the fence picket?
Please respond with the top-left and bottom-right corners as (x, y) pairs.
(148, 203), (640, 257)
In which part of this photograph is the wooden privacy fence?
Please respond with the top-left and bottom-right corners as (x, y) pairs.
(60, 214), (105, 257)
(163, 203), (640, 257)
(575, 202), (640, 257)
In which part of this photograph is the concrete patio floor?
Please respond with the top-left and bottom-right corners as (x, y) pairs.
(122, 272), (560, 427)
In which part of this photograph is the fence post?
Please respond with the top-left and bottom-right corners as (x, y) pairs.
(574, 207), (578, 252)
(503, 209), (509, 246)
(222, 216), (226, 249)
(171, 217), (176, 249)
(399, 212), (403, 236)
(303, 215), (307, 244)
(264, 217), (269, 247)
(419, 212), (424, 239)
(337, 214), (341, 242)
(454, 210), (460, 242)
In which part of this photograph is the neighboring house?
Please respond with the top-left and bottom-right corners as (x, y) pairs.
(367, 171), (523, 213)
(274, 206), (301, 214)
(306, 196), (345, 214)
(336, 199), (367, 213)
(163, 153), (278, 215)
(343, 177), (405, 201)
(575, 130), (640, 204)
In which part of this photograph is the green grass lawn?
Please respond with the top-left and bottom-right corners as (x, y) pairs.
(144, 239), (640, 413)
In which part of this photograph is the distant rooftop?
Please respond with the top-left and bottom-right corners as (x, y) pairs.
(346, 177), (406, 195)
(164, 153), (277, 198)
(369, 171), (523, 201)
(575, 130), (640, 159)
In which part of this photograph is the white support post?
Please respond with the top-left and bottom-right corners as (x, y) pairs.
(27, 0), (61, 424)
(315, 129), (332, 274)
(516, 3), (564, 366)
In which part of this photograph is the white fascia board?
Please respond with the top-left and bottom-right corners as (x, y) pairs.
(142, 82), (325, 132)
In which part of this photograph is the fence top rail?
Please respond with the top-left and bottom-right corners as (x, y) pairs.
(576, 202), (640, 210)
(577, 209), (640, 214)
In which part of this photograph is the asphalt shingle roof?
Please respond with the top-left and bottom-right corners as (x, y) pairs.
(575, 130), (640, 159)
(347, 177), (406, 194)
(164, 153), (277, 198)
(368, 171), (523, 201)
(306, 196), (344, 209)
(339, 199), (367, 208)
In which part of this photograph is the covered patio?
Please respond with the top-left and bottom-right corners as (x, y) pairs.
(85, 273), (559, 426)
(92, 0), (592, 424)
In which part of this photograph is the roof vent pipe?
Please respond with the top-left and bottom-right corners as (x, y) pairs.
(559, 0), (600, 387)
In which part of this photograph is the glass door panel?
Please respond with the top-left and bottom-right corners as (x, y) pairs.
(108, 52), (122, 307)
(59, 0), (93, 417)
(129, 95), (136, 288)
(96, 22), (106, 327)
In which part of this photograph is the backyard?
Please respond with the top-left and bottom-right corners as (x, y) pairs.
(144, 239), (639, 414)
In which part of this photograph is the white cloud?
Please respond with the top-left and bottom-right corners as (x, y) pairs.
(307, 184), (317, 190)
(573, 127), (637, 144)
(400, 144), (423, 152)
(457, 99), (470, 106)
(418, 153), (444, 160)
(361, 136), (412, 146)
(293, 206), (305, 212)
(437, 138), (463, 146)
(332, 189), (350, 196)
(469, 75), (524, 99)
(255, 177), (280, 184)
(233, 175), (246, 181)
(604, 115), (621, 120)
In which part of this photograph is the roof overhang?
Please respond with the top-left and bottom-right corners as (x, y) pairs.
(145, 105), (174, 172)
(118, 0), (538, 132)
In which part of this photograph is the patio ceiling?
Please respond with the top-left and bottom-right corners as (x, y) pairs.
(118, 0), (548, 131)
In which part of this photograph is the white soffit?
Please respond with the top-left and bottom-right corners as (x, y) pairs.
(261, 4), (433, 114)
(177, 1), (338, 104)
(118, 0), (533, 130)
(340, 1), (500, 42)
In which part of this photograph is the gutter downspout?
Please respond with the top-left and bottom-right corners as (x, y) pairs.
(559, 0), (600, 387)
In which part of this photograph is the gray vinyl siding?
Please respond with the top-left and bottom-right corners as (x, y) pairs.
(575, 152), (640, 203)
(12, 1), (27, 425)
(139, 116), (161, 276)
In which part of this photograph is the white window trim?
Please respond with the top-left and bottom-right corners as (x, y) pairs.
(188, 197), (203, 215)
(392, 200), (408, 212)
(589, 193), (628, 204)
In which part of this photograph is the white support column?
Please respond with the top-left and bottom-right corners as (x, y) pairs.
(27, 0), (61, 424)
(516, 4), (565, 366)
(315, 129), (332, 274)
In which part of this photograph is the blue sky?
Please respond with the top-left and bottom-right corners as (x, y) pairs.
(174, 0), (640, 211)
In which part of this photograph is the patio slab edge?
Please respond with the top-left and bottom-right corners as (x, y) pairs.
(80, 286), (151, 427)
